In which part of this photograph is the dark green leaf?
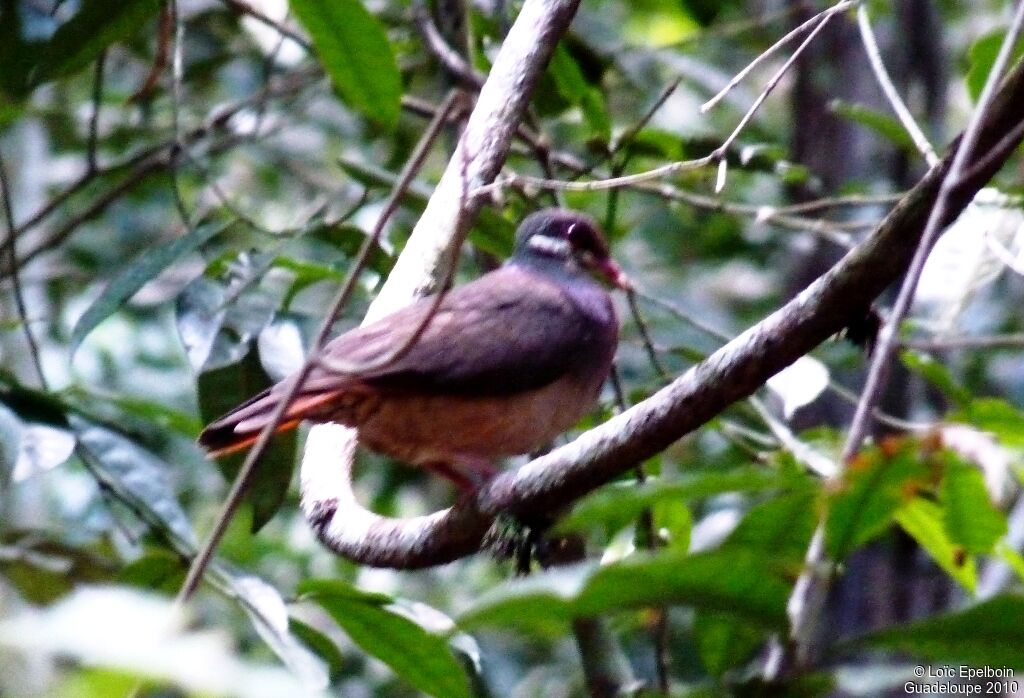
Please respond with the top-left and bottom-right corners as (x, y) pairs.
(117, 550), (186, 594)
(901, 351), (970, 406)
(0, 532), (116, 603)
(557, 468), (809, 537)
(459, 549), (790, 632)
(830, 100), (917, 151)
(289, 618), (347, 682)
(853, 595), (1024, 670)
(299, 578), (471, 698)
(290, 0), (402, 128)
(198, 346), (297, 532)
(34, 0), (163, 86)
(824, 442), (931, 560)
(724, 489), (818, 564)
(694, 610), (765, 678)
(71, 221), (229, 355)
(548, 45), (611, 139)
(941, 455), (1007, 555)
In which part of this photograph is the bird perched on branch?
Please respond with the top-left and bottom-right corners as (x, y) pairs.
(199, 209), (629, 490)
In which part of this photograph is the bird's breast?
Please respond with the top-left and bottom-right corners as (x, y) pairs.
(355, 370), (606, 467)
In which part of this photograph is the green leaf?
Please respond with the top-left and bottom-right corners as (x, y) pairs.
(71, 221), (229, 355)
(290, 0), (402, 128)
(901, 351), (970, 406)
(895, 498), (977, 592)
(73, 420), (196, 547)
(824, 442), (931, 560)
(694, 610), (765, 678)
(299, 579), (471, 698)
(952, 398), (1024, 448)
(966, 30), (1024, 103)
(830, 100), (918, 151)
(853, 595), (1024, 670)
(458, 549), (790, 632)
(557, 468), (808, 537)
(34, 0), (163, 86)
(547, 44), (611, 139)
(117, 550), (186, 595)
(941, 455), (1007, 555)
(198, 346), (297, 532)
(289, 618), (347, 682)
(228, 573), (329, 691)
(724, 489), (818, 564)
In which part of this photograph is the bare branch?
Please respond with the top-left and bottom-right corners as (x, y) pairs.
(856, 5), (940, 166)
(301, 54), (1024, 569)
(767, 0), (1024, 677)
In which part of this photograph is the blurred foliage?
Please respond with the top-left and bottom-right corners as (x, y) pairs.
(1, 0), (1024, 696)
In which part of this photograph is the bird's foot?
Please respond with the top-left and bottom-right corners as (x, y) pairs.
(483, 513), (547, 575)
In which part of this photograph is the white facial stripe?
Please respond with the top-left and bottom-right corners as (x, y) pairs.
(527, 234), (572, 257)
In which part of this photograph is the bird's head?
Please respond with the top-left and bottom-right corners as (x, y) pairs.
(512, 209), (632, 291)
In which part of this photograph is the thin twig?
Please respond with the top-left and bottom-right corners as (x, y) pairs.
(856, 5), (939, 166)
(766, 0), (1024, 678)
(701, 0), (858, 113)
(626, 289), (670, 382)
(0, 154), (45, 386)
(413, 0), (485, 89)
(901, 333), (1024, 351)
(477, 7), (842, 200)
(220, 0), (312, 52)
(708, 3), (842, 171)
(86, 51), (106, 175)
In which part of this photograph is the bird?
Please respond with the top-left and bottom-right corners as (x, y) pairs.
(198, 209), (630, 490)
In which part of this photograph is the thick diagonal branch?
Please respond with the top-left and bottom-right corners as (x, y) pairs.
(301, 40), (1024, 570)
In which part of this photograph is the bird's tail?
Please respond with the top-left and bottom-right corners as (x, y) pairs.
(198, 387), (342, 458)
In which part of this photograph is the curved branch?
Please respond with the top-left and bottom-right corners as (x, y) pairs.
(300, 17), (1024, 569)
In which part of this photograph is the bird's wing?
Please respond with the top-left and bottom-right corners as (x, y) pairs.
(306, 265), (609, 396)
(199, 266), (612, 454)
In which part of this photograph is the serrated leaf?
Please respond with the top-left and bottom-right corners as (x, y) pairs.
(458, 549), (790, 631)
(825, 442), (931, 560)
(895, 498), (977, 592)
(33, 0), (162, 85)
(71, 221), (229, 355)
(941, 455), (1007, 555)
(299, 579), (471, 698)
(853, 595), (1024, 670)
(290, 0), (401, 128)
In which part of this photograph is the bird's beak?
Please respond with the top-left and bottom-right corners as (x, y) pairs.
(596, 257), (632, 291)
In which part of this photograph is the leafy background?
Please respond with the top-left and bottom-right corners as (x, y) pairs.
(2, 0), (1024, 696)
